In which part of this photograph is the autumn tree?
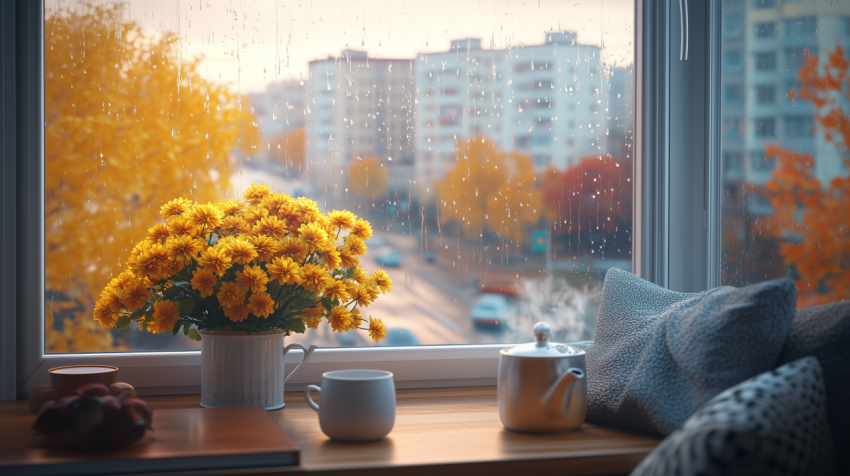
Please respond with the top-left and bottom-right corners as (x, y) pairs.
(759, 45), (850, 306)
(270, 128), (306, 173)
(541, 154), (632, 258)
(45, 4), (259, 351)
(435, 138), (541, 244)
(348, 156), (388, 200)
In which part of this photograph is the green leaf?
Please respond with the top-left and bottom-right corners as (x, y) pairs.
(115, 315), (132, 331)
(187, 328), (201, 341)
(130, 307), (147, 320)
(162, 283), (185, 299)
(172, 319), (184, 335)
(344, 267), (356, 279)
(183, 323), (191, 336)
(320, 297), (334, 312)
(286, 317), (306, 335)
(178, 299), (195, 316)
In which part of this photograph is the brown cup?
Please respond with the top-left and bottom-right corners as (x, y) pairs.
(28, 365), (137, 414)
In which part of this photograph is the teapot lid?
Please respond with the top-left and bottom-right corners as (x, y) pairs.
(502, 322), (580, 358)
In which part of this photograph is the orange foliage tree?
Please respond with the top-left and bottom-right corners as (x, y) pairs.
(760, 45), (850, 306)
(541, 154), (632, 257)
(348, 156), (388, 200)
(270, 129), (306, 173)
(45, 4), (258, 351)
(435, 137), (541, 244)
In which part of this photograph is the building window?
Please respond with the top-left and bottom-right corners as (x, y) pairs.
(785, 116), (816, 138)
(725, 51), (742, 72)
(753, 0), (776, 8)
(754, 22), (776, 38)
(785, 16), (818, 35)
(724, 16), (743, 37)
(723, 152), (744, 176)
(725, 86), (742, 105)
(755, 118), (776, 137)
(755, 53), (776, 71)
(756, 85), (776, 104)
(785, 47), (818, 71)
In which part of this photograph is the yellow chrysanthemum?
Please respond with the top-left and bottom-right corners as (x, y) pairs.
(130, 243), (169, 279)
(160, 197), (193, 220)
(353, 266), (370, 285)
(371, 270), (393, 294)
(243, 183), (272, 205)
(344, 235), (368, 256)
(261, 194), (292, 217)
(167, 216), (200, 237)
(223, 302), (250, 322)
(198, 247), (233, 276)
(150, 300), (181, 334)
(225, 239), (259, 265)
(318, 246), (342, 271)
(165, 235), (204, 262)
(106, 271), (135, 291)
(220, 216), (249, 235)
(328, 306), (352, 332)
(218, 199), (245, 217)
(247, 292), (275, 318)
(248, 234), (280, 261)
(118, 281), (152, 311)
(159, 258), (185, 279)
(340, 249), (360, 268)
(328, 210), (357, 230)
(348, 284), (374, 308)
(186, 203), (224, 230)
(278, 236), (308, 263)
(366, 285), (380, 303)
(350, 308), (363, 329)
(297, 222), (329, 250)
(93, 303), (117, 328)
(266, 257), (300, 285)
(217, 281), (247, 309)
(190, 269), (217, 298)
(368, 317), (386, 342)
(293, 197), (319, 216)
(97, 286), (123, 312)
(299, 263), (332, 293)
(253, 216), (287, 238)
(243, 206), (269, 226)
(237, 265), (270, 294)
(323, 279), (350, 302)
(146, 223), (170, 244)
(350, 219), (373, 240)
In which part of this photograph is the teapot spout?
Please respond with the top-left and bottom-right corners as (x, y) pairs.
(541, 368), (585, 418)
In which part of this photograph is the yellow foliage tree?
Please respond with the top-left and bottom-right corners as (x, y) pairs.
(45, 4), (259, 352)
(348, 156), (388, 199)
(436, 138), (541, 243)
(270, 129), (306, 173)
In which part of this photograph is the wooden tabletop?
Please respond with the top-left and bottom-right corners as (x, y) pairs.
(0, 387), (661, 476)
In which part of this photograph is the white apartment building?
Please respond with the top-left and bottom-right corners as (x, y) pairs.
(305, 50), (415, 196)
(247, 80), (305, 165)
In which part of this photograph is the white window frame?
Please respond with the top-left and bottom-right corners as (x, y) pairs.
(2, 0), (723, 400)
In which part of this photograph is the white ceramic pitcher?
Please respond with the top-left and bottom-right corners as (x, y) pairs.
(199, 330), (316, 410)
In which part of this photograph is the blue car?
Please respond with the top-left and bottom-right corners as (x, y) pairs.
(382, 328), (419, 346)
(374, 250), (402, 268)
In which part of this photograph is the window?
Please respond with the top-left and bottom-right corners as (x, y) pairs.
(755, 53), (776, 71)
(724, 16), (743, 37)
(725, 86), (742, 105)
(756, 85), (775, 104)
(753, 0), (776, 8)
(754, 22), (776, 38)
(721, 1), (849, 307)
(754, 118), (776, 138)
(39, 0), (634, 356)
(723, 152), (744, 178)
(725, 51), (743, 72)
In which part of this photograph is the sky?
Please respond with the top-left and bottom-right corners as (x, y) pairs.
(47, 0), (634, 94)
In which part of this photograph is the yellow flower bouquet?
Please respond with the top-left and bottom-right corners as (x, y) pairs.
(92, 184), (389, 342)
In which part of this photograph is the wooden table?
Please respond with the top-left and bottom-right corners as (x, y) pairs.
(0, 387), (661, 476)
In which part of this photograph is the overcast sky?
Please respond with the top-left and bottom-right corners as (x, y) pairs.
(48, 0), (634, 94)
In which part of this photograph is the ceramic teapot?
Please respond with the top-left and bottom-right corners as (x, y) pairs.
(497, 322), (587, 433)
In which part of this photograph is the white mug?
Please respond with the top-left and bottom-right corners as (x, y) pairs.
(305, 370), (396, 442)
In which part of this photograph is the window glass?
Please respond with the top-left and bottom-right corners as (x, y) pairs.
(44, 0), (634, 352)
(721, 1), (850, 307)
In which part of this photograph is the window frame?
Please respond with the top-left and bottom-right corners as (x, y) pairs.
(3, 0), (723, 400)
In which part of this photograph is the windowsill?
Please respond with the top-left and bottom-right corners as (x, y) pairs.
(0, 386), (662, 475)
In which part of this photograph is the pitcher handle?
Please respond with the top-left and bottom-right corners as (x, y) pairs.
(283, 343), (317, 383)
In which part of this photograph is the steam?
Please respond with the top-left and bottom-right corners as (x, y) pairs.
(506, 275), (599, 343)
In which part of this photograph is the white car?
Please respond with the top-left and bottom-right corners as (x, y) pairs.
(470, 293), (511, 328)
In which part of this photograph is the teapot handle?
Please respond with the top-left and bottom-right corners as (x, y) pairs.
(283, 344), (317, 383)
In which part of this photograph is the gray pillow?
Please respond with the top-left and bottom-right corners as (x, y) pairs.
(776, 301), (850, 475)
(585, 268), (797, 435)
(631, 357), (834, 476)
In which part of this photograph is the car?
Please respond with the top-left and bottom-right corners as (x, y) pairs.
(374, 250), (402, 268)
(382, 328), (419, 346)
(425, 250), (436, 263)
(365, 236), (388, 249)
(470, 293), (512, 328)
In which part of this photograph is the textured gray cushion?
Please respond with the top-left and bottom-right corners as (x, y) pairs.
(776, 301), (850, 475)
(631, 357), (834, 476)
(585, 268), (797, 435)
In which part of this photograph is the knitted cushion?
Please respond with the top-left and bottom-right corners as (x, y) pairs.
(631, 357), (834, 476)
(585, 268), (797, 435)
